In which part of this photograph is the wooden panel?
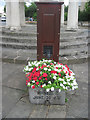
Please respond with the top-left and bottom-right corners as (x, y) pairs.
(36, 2), (62, 62)
(42, 14), (55, 43)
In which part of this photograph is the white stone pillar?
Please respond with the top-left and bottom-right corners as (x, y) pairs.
(61, 4), (64, 26)
(10, 0), (21, 30)
(6, 1), (11, 28)
(59, 0), (64, 26)
(67, 0), (79, 30)
(19, 2), (25, 26)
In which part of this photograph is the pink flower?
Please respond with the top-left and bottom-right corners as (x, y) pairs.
(58, 73), (61, 76)
(45, 78), (48, 80)
(32, 85), (35, 89)
(36, 82), (39, 85)
(51, 71), (57, 74)
(43, 73), (48, 77)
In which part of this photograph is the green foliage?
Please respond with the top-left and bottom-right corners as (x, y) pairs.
(78, 1), (90, 21)
(65, 98), (68, 102)
(24, 2), (37, 20)
(4, 5), (6, 13)
(64, 5), (68, 21)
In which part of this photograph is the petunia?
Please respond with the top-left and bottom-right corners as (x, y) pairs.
(43, 73), (48, 77)
(36, 82), (39, 85)
(46, 88), (50, 92)
(51, 87), (54, 91)
(32, 85), (35, 89)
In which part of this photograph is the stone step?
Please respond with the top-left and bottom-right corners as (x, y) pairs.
(1, 52), (88, 65)
(1, 45), (88, 64)
(1, 28), (88, 38)
(0, 35), (88, 44)
(2, 46), (88, 58)
(0, 39), (88, 50)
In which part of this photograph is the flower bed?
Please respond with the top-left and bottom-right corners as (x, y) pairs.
(24, 59), (78, 104)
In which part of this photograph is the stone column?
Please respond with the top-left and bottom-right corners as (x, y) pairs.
(6, 1), (11, 28)
(59, 0), (64, 26)
(67, 0), (79, 30)
(10, 0), (21, 30)
(19, 2), (25, 26)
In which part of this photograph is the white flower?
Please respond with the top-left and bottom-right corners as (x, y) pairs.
(42, 84), (46, 87)
(27, 82), (30, 86)
(63, 86), (66, 89)
(44, 68), (47, 71)
(29, 68), (33, 71)
(72, 87), (75, 90)
(53, 76), (56, 80)
(58, 78), (62, 81)
(59, 89), (61, 92)
(48, 81), (51, 84)
(68, 82), (70, 85)
(32, 81), (35, 83)
(63, 81), (66, 84)
(48, 60), (52, 62)
(65, 86), (68, 90)
(25, 66), (29, 71)
(46, 88), (50, 92)
(48, 69), (51, 71)
(51, 87), (54, 91)
(28, 62), (31, 66)
(60, 83), (63, 87)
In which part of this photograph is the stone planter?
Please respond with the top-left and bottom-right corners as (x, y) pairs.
(29, 88), (65, 105)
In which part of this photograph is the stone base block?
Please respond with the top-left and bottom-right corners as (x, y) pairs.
(29, 88), (65, 105)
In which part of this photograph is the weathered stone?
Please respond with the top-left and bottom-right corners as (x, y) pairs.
(29, 88), (65, 105)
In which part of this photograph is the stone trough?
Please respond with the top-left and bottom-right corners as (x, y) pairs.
(29, 88), (65, 105)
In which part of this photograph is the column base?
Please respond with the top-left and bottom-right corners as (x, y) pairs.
(10, 26), (21, 31)
(66, 27), (78, 32)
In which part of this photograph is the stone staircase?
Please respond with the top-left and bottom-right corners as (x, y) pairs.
(0, 25), (89, 64)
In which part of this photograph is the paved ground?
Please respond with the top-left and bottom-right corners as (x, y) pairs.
(1, 61), (88, 119)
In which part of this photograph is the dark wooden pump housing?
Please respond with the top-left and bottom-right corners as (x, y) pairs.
(36, 2), (64, 62)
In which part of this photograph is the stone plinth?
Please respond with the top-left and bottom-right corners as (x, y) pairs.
(29, 88), (65, 105)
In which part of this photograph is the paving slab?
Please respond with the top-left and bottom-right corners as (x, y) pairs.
(6, 96), (35, 118)
(47, 105), (66, 118)
(2, 86), (25, 118)
(30, 105), (49, 118)
(66, 94), (88, 118)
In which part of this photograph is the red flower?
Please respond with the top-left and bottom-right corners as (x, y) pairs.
(33, 77), (37, 81)
(59, 73), (61, 76)
(50, 63), (53, 65)
(41, 85), (42, 88)
(41, 65), (44, 69)
(43, 73), (48, 77)
(45, 78), (47, 80)
(63, 67), (65, 69)
(38, 66), (40, 69)
(56, 67), (58, 69)
(51, 71), (57, 74)
(66, 71), (68, 74)
(69, 73), (71, 76)
(39, 76), (42, 80)
(36, 82), (39, 85)
(32, 67), (36, 72)
(32, 85), (35, 89)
